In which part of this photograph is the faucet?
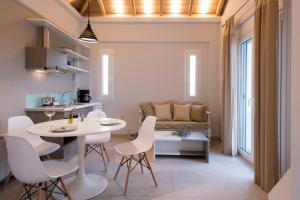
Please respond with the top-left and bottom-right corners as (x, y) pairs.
(60, 91), (73, 105)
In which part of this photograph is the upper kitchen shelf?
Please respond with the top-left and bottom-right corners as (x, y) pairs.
(27, 18), (90, 50)
(59, 47), (89, 61)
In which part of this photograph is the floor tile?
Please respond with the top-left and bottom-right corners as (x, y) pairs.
(0, 136), (267, 200)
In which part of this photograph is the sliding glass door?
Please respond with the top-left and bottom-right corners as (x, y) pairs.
(238, 37), (254, 161)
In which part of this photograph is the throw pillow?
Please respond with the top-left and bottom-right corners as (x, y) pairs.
(190, 105), (207, 122)
(141, 102), (154, 117)
(153, 103), (172, 121)
(173, 104), (191, 121)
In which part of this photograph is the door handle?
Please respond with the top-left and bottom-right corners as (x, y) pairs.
(248, 98), (254, 106)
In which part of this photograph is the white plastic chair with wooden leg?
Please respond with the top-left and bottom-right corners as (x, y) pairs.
(85, 110), (111, 171)
(113, 116), (157, 195)
(2, 116), (60, 191)
(4, 135), (78, 200)
(7, 116), (60, 158)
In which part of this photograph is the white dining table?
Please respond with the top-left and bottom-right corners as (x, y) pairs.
(27, 117), (126, 200)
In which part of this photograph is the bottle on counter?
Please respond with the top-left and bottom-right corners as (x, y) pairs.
(68, 110), (74, 124)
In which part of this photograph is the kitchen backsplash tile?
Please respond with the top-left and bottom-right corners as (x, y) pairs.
(26, 93), (76, 108)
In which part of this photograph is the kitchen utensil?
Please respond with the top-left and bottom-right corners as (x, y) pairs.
(42, 96), (55, 106)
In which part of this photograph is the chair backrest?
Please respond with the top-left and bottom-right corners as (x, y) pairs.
(4, 135), (49, 184)
(87, 110), (107, 118)
(135, 116), (156, 151)
(7, 116), (43, 146)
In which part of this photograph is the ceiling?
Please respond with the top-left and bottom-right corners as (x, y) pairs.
(67, 0), (227, 17)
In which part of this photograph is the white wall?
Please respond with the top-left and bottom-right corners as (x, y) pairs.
(87, 22), (221, 136)
(0, 0), (74, 133)
(17, 0), (81, 37)
(290, 0), (300, 198)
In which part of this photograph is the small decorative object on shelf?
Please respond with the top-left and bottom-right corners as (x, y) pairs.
(172, 129), (191, 137)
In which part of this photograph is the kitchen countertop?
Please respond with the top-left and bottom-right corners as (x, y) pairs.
(25, 102), (102, 112)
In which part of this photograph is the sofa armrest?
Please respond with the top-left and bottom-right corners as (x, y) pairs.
(205, 111), (212, 144)
(205, 111), (211, 124)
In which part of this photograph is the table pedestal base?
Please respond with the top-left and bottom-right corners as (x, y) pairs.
(65, 174), (108, 200)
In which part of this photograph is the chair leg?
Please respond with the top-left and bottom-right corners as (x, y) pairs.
(1, 171), (12, 191)
(84, 144), (89, 157)
(138, 154), (144, 174)
(114, 156), (125, 180)
(36, 185), (42, 200)
(59, 177), (72, 200)
(46, 155), (51, 160)
(43, 182), (48, 199)
(124, 156), (132, 195)
(15, 183), (24, 199)
(144, 153), (158, 187)
(99, 145), (107, 171)
(102, 144), (110, 162)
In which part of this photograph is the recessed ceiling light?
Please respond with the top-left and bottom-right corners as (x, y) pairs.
(144, 0), (153, 15)
(113, 0), (125, 15)
(199, 0), (210, 14)
(171, 0), (181, 14)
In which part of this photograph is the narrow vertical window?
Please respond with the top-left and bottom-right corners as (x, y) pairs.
(99, 50), (113, 99)
(189, 55), (197, 97)
(185, 50), (201, 100)
(102, 54), (109, 96)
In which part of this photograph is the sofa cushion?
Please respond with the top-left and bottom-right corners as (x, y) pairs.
(153, 103), (172, 121)
(191, 105), (207, 122)
(173, 104), (191, 121)
(155, 121), (209, 130)
(141, 102), (155, 117)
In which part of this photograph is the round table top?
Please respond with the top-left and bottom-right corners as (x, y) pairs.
(27, 118), (127, 137)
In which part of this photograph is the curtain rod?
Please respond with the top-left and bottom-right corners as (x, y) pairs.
(221, 0), (251, 27)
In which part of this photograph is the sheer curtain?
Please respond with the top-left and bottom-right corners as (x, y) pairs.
(254, 0), (279, 192)
(221, 16), (238, 156)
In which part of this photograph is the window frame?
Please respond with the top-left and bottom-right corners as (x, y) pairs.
(98, 49), (114, 100)
(184, 49), (201, 101)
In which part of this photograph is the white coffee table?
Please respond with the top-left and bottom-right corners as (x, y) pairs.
(27, 118), (126, 200)
(154, 131), (209, 162)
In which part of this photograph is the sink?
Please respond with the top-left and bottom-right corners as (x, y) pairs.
(52, 103), (85, 108)
(52, 105), (69, 108)
(70, 103), (85, 106)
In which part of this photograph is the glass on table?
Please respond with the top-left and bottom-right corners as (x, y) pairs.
(44, 108), (56, 130)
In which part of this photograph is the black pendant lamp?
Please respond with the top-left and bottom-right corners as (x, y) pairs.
(79, 0), (98, 43)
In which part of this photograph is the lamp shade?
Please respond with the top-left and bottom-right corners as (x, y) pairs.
(79, 21), (98, 43)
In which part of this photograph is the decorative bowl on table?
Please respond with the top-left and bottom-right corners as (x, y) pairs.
(172, 129), (191, 138)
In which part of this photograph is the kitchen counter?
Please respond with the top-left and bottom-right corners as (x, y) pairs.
(25, 102), (102, 112)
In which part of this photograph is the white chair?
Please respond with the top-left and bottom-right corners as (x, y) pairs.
(85, 110), (111, 171)
(114, 116), (157, 195)
(4, 135), (78, 200)
(2, 116), (61, 191)
(7, 116), (60, 158)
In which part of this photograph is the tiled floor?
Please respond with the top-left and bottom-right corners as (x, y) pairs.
(0, 136), (267, 200)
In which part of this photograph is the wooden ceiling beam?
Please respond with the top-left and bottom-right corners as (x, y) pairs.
(96, 0), (106, 16)
(80, 0), (89, 15)
(188, 0), (195, 16)
(160, 0), (163, 16)
(130, 0), (137, 16)
(216, 0), (228, 16)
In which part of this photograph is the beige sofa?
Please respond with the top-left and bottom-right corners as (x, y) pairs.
(138, 101), (211, 141)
